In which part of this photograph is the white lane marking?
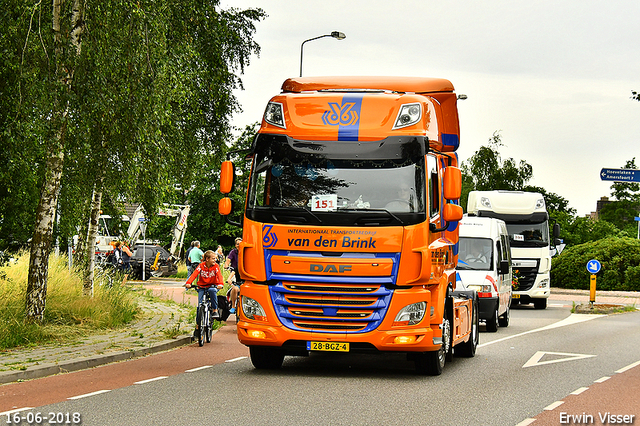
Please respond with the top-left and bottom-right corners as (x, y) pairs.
(0, 408), (33, 416)
(134, 376), (168, 384)
(68, 390), (111, 400)
(544, 400), (564, 411)
(615, 360), (640, 373)
(186, 365), (213, 372)
(225, 356), (248, 363)
(514, 419), (536, 426)
(594, 376), (610, 383)
(523, 351), (596, 368)
(479, 314), (605, 348)
(570, 387), (589, 395)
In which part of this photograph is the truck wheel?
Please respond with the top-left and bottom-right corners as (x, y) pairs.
(457, 294), (479, 357)
(533, 298), (547, 309)
(498, 304), (510, 327)
(486, 305), (499, 332)
(249, 346), (285, 370)
(415, 315), (451, 375)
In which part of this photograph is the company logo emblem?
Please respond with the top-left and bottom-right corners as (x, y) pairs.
(310, 264), (352, 273)
(322, 102), (359, 126)
(262, 225), (278, 248)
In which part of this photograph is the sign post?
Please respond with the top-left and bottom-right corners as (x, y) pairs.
(635, 216), (640, 240)
(586, 259), (601, 305)
(600, 168), (640, 182)
(139, 218), (148, 281)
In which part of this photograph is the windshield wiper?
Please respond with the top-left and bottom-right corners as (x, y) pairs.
(267, 206), (323, 224)
(339, 207), (405, 225)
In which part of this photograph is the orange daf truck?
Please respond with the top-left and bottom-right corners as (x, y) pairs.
(218, 76), (478, 375)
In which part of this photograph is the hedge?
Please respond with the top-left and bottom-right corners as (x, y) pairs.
(551, 237), (640, 291)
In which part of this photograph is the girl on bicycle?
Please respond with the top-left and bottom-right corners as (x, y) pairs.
(185, 250), (223, 319)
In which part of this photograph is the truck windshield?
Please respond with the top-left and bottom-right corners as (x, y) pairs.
(506, 222), (549, 248)
(246, 134), (427, 226)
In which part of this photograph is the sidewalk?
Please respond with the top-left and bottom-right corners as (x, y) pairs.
(0, 284), (637, 385)
(0, 278), (198, 385)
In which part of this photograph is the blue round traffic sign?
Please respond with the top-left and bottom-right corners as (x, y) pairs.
(586, 259), (601, 274)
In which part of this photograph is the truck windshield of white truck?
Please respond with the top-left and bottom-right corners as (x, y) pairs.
(506, 221), (550, 248)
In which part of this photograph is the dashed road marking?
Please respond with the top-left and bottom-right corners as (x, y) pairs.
(186, 365), (213, 372)
(615, 360), (640, 373)
(544, 400), (564, 411)
(225, 356), (248, 363)
(0, 408), (33, 416)
(594, 376), (610, 383)
(134, 376), (168, 384)
(570, 387), (589, 395)
(68, 390), (111, 400)
(514, 419), (536, 426)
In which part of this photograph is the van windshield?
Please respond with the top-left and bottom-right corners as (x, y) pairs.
(458, 237), (493, 271)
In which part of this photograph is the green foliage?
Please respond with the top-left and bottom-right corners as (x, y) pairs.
(461, 131), (533, 210)
(551, 237), (640, 291)
(552, 213), (622, 246)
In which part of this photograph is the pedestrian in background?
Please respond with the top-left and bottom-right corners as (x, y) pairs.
(185, 241), (196, 277)
(188, 241), (204, 276)
(224, 237), (242, 315)
(216, 245), (224, 266)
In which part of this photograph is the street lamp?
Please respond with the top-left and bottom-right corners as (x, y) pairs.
(299, 31), (346, 77)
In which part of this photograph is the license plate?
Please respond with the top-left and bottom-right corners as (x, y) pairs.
(307, 341), (349, 352)
(513, 294), (520, 299)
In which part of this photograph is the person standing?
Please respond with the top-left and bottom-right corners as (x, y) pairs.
(121, 243), (133, 273)
(224, 237), (242, 315)
(215, 245), (224, 266)
(185, 250), (223, 319)
(187, 241), (202, 277)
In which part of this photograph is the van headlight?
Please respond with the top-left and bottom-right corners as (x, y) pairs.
(393, 302), (426, 326)
(242, 296), (267, 321)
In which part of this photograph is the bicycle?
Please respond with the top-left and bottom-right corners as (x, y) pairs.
(196, 290), (214, 347)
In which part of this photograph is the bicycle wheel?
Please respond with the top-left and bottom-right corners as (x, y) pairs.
(205, 308), (212, 343)
(197, 305), (205, 347)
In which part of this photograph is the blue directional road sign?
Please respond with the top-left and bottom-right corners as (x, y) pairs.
(586, 259), (601, 274)
(600, 168), (640, 182)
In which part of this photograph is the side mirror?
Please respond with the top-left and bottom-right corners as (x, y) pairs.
(443, 166), (462, 200)
(499, 260), (510, 275)
(218, 197), (232, 216)
(442, 203), (463, 222)
(220, 161), (235, 195)
(553, 223), (560, 239)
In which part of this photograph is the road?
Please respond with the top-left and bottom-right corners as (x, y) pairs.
(2, 300), (639, 426)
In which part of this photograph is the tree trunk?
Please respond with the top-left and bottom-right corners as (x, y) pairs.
(83, 175), (104, 296)
(25, 0), (84, 322)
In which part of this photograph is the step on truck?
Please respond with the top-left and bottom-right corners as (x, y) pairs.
(219, 76), (479, 375)
(467, 190), (560, 309)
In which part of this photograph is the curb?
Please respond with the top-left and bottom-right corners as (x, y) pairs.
(0, 335), (193, 385)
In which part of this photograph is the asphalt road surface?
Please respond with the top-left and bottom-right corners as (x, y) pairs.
(2, 301), (639, 426)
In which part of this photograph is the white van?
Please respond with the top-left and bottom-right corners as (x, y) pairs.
(457, 216), (512, 331)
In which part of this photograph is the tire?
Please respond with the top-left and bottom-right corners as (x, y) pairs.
(498, 302), (510, 327)
(533, 298), (547, 309)
(486, 304), (499, 332)
(415, 309), (451, 375)
(457, 294), (479, 357)
(205, 309), (212, 343)
(249, 346), (285, 370)
(197, 306), (205, 347)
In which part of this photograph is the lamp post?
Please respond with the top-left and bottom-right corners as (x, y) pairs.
(299, 31), (346, 77)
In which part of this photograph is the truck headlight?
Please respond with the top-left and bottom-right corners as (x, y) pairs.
(393, 103), (421, 129)
(242, 296), (267, 321)
(539, 278), (549, 289)
(393, 302), (426, 326)
(264, 102), (286, 128)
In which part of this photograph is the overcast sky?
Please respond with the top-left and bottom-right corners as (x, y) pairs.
(221, 0), (640, 216)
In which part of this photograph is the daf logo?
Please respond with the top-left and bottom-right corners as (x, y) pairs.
(310, 264), (352, 273)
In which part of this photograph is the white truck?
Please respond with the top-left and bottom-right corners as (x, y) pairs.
(466, 190), (559, 309)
